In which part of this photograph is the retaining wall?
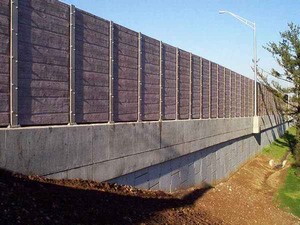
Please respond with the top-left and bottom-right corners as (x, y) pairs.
(0, 114), (288, 192)
(110, 118), (288, 191)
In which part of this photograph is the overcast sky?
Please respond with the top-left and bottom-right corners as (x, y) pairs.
(62, 0), (299, 86)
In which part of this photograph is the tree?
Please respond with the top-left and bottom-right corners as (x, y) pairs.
(260, 23), (300, 168)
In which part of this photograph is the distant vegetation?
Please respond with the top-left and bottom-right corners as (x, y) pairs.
(278, 166), (300, 217)
(261, 23), (300, 169)
(262, 127), (296, 161)
(262, 127), (300, 218)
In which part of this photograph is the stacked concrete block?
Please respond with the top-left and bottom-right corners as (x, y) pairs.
(107, 121), (283, 192)
(107, 120), (288, 192)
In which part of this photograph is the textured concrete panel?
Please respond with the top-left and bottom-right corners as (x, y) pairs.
(194, 154), (202, 175)
(67, 126), (93, 169)
(161, 121), (184, 148)
(159, 161), (172, 192)
(108, 122), (160, 159)
(108, 123), (137, 159)
(93, 157), (125, 182)
(92, 125), (110, 163)
(135, 172), (149, 190)
(18, 0), (70, 126)
(134, 122), (161, 154)
(75, 9), (109, 123)
(108, 120), (288, 192)
(170, 171), (181, 192)
(0, 129), (6, 167)
(113, 24), (139, 122)
(187, 163), (196, 187)
(0, 0), (10, 127)
(180, 164), (189, 184)
(67, 165), (93, 180)
(4, 127), (69, 174)
(148, 165), (160, 188)
(111, 120), (288, 192)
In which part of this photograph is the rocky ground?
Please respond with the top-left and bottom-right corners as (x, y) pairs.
(0, 154), (299, 225)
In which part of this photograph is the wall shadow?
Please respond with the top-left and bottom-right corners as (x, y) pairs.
(112, 25), (119, 122)
(259, 83), (287, 144)
(0, 168), (211, 225)
(18, 0), (33, 125)
(109, 135), (246, 191)
(74, 10), (84, 123)
(281, 129), (296, 155)
(254, 132), (261, 145)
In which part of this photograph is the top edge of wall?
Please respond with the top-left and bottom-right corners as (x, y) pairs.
(59, 0), (253, 80)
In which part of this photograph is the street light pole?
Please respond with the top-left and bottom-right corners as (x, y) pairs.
(253, 23), (257, 117)
(219, 10), (260, 133)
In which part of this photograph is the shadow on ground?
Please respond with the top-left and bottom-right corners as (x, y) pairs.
(0, 169), (212, 225)
(274, 131), (296, 151)
(283, 130), (297, 154)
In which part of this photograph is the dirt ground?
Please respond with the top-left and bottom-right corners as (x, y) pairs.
(0, 154), (299, 225)
(195, 155), (300, 225)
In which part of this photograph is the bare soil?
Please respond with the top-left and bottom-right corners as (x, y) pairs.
(0, 154), (299, 225)
(195, 155), (300, 225)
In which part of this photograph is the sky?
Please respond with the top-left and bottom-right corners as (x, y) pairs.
(62, 0), (299, 84)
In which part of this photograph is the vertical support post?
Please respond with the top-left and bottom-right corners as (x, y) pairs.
(216, 64), (219, 118)
(10, 0), (19, 127)
(208, 61), (211, 119)
(247, 79), (250, 117)
(235, 73), (238, 117)
(236, 73), (238, 117)
(69, 5), (76, 125)
(223, 67), (226, 117)
(254, 80), (256, 117)
(137, 32), (142, 122)
(240, 75), (245, 117)
(251, 81), (255, 117)
(241, 76), (244, 117)
(249, 80), (254, 117)
(254, 24), (257, 117)
(248, 80), (250, 117)
(249, 79), (251, 117)
(247, 79), (252, 117)
(249, 79), (252, 117)
(229, 70), (232, 118)
(159, 41), (163, 122)
(109, 21), (114, 123)
(199, 57), (202, 119)
(189, 53), (193, 120)
(175, 48), (179, 120)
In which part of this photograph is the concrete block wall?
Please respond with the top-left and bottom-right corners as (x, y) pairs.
(109, 121), (288, 192)
(0, 114), (289, 192)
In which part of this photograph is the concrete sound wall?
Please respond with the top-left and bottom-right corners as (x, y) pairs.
(0, 0), (290, 192)
(0, 0), (285, 128)
(0, 114), (288, 192)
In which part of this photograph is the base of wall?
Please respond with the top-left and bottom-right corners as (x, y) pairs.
(0, 115), (289, 192)
(108, 122), (289, 192)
